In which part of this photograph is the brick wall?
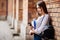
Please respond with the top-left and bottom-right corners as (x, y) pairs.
(0, 0), (6, 16)
(0, 0), (7, 20)
(28, 0), (35, 22)
(19, 0), (23, 21)
(44, 0), (60, 40)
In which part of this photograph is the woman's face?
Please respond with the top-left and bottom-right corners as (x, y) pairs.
(37, 7), (42, 15)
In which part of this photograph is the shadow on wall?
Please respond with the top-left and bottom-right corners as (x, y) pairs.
(42, 17), (57, 40)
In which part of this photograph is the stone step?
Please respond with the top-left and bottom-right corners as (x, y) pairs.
(0, 16), (6, 20)
(13, 36), (21, 40)
(13, 33), (20, 37)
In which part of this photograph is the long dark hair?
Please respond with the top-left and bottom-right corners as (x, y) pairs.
(36, 1), (48, 14)
(36, 1), (55, 39)
(36, 1), (52, 25)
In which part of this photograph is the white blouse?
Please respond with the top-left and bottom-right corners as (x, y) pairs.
(31, 14), (49, 35)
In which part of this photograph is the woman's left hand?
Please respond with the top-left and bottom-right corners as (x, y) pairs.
(29, 30), (35, 35)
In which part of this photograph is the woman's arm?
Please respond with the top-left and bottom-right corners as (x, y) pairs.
(34, 14), (49, 35)
(28, 20), (35, 35)
(28, 22), (34, 35)
(28, 22), (33, 30)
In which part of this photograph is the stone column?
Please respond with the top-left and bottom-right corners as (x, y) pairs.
(20, 0), (28, 40)
(11, 0), (14, 28)
(7, 0), (13, 26)
(14, 0), (19, 33)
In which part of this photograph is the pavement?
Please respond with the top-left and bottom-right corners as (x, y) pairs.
(0, 20), (33, 40)
(0, 21), (13, 40)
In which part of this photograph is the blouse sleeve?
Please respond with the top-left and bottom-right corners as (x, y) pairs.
(34, 14), (49, 35)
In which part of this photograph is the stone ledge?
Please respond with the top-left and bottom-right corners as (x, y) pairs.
(0, 16), (6, 20)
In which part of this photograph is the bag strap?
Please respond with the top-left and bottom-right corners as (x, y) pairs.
(35, 15), (45, 37)
(40, 15), (45, 26)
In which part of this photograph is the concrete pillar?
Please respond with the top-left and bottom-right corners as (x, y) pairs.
(7, 0), (13, 26)
(20, 0), (28, 40)
(14, 0), (19, 33)
(11, 0), (14, 28)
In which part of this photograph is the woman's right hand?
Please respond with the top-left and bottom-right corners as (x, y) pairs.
(29, 30), (34, 35)
(29, 29), (35, 35)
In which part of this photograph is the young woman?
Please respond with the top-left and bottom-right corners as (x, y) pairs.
(29, 1), (50, 40)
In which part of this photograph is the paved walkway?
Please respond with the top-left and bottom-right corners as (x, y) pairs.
(0, 21), (13, 40)
(0, 20), (33, 40)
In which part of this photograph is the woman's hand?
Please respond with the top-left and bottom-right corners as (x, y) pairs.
(29, 29), (35, 35)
